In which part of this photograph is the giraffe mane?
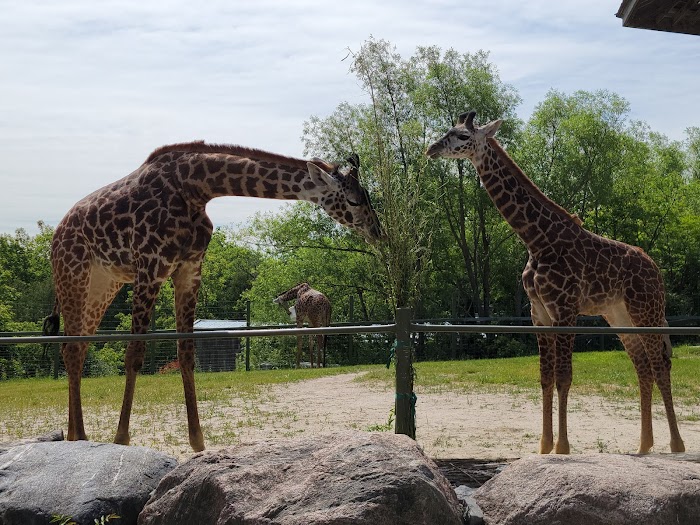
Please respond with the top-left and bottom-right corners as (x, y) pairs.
(487, 138), (581, 225)
(145, 141), (335, 171)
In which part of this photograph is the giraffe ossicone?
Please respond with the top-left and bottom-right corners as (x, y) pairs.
(273, 283), (331, 368)
(44, 143), (381, 452)
(426, 110), (684, 455)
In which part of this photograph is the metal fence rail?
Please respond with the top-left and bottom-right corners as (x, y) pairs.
(4, 321), (700, 347)
(0, 324), (397, 346)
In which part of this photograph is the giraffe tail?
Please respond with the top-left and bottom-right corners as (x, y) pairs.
(41, 300), (61, 360)
(42, 300), (61, 337)
(663, 321), (673, 359)
(663, 333), (673, 360)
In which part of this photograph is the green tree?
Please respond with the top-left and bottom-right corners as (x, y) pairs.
(199, 227), (262, 318)
(304, 39), (522, 317)
(514, 89), (630, 227)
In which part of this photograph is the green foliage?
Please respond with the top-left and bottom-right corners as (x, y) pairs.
(244, 203), (389, 325)
(366, 406), (395, 432)
(85, 344), (125, 377)
(199, 227), (262, 317)
(50, 513), (120, 525)
(50, 516), (77, 525)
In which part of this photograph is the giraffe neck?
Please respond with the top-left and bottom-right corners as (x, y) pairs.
(474, 138), (580, 254)
(147, 143), (329, 206)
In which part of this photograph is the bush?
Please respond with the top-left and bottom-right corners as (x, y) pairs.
(85, 344), (125, 377)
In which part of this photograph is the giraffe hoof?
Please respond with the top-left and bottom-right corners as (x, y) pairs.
(114, 432), (130, 446)
(539, 439), (554, 454)
(671, 438), (685, 453)
(636, 440), (653, 454)
(554, 441), (570, 454)
(190, 434), (205, 452)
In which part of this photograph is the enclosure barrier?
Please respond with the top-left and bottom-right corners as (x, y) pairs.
(3, 307), (700, 440)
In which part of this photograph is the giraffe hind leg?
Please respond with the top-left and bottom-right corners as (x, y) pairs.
(57, 264), (123, 442)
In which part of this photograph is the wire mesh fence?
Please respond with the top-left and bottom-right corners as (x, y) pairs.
(1, 301), (700, 381)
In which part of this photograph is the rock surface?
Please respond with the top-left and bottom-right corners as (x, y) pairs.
(0, 440), (177, 525)
(138, 431), (464, 525)
(475, 453), (700, 525)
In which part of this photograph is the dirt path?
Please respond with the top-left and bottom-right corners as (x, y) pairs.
(188, 372), (700, 462)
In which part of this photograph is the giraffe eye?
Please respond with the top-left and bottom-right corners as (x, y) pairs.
(347, 188), (370, 207)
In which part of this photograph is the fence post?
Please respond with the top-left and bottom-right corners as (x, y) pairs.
(450, 295), (457, 359)
(245, 300), (251, 372)
(148, 310), (156, 374)
(394, 307), (415, 439)
(348, 295), (355, 365)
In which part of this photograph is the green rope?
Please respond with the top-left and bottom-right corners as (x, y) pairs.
(386, 339), (409, 369)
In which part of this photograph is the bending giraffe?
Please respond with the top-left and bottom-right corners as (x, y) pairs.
(273, 283), (331, 368)
(43, 145), (381, 452)
(426, 110), (684, 455)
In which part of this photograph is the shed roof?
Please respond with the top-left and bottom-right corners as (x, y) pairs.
(193, 319), (247, 330)
(617, 0), (700, 36)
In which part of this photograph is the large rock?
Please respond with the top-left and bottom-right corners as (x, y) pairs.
(138, 431), (463, 525)
(475, 454), (700, 525)
(0, 441), (177, 525)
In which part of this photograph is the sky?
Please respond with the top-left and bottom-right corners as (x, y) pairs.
(1, 0), (698, 235)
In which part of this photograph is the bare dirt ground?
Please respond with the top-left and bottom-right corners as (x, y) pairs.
(186, 372), (700, 463)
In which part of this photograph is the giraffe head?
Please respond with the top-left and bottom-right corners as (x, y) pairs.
(425, 110), (503, 161)
(307, 154), (383, 243)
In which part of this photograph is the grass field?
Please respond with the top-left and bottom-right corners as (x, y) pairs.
(2, 346), (700, 451)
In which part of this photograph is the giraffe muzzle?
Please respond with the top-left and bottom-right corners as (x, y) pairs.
(425, 142), (443, 159)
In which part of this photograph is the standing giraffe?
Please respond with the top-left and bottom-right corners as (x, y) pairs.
(426, 110), (684, 455)
(273, 283), (332, 368)
(43, 144), (381, 452)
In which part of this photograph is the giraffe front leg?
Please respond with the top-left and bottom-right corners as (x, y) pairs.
(623, 335), (655, 454)
(553, 332), (575, 454)
(316, 335), (323, 368)
(62, 341), (89, 441)
(309, 335), (315, 368)
(294, 335), (301, 368)
(178, 340), (203, 452)
(173, 264), (205, 452)
(115, 276), (162, 446)
(296, 317), (304, 369)
(115, 339), (147, 446)
(537, 333), (555, 454)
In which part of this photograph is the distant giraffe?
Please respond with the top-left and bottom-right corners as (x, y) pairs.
(43, 144), (381, 452)
(274, 283), (331, 368)
(426, 110), (684, 454)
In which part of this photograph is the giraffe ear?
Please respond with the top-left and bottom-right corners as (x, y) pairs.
(344, 155), (360, 188)
(346, 153), (360, 169)
(310, 157), (335, 172)
(307, 162), (336, 187)
(481, 119), (503, 138)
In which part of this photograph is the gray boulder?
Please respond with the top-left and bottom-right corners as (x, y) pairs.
(475, 453), (700, 525)
(0, 440), (177, 525)
(138, 431), (463, 525)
